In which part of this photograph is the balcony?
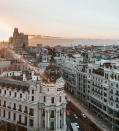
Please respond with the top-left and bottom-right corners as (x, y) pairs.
(13, 107), (16, 110)
(115, 92), (119, 96)
(115, 99), (119, 103)
(18, 109), (22, 112)
(3, 104), (6, 107)
(29, 112), (34, 116)
(110, 91), (113, 94)
(24, 110), (28, 114)
(110, 97), (113, 101)
(7, 106), (11, 109)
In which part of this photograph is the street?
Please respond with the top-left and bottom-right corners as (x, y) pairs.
(66, 102), (100, 131)
(66, 107), (84, 131)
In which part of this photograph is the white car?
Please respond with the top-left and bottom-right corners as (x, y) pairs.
(74, 114), (78, 119)
(74, 123), (80, 128)
(81, 113), (86, 118)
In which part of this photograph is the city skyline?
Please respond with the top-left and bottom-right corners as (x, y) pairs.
(1, 19), (119, 131)
(0, 0), (119, 41)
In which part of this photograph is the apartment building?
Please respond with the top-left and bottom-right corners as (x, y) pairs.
(0, 59), (66, 131)
(88, 60), (119, 130)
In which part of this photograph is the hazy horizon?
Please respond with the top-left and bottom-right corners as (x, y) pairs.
(28, 36), (119, 47)
(0, 0), (119, 41)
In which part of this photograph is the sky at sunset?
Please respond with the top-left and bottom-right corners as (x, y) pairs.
(0, 0), (119, 41)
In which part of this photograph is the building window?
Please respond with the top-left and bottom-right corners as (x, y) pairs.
(0, 89), (1, 93)
(3, 101), (6, 107)
(19, 115), (21, 123)
(25, 117), (27, 125)
(89, 69), (91, 74)
(19, 105), (22, 112)
(20, 94), (22, 98)
(50, 110), (54, 118)
(29, 119), (33, 127)
(8, 112), (10, 119)
(24, 106), (27, 113)
(50, 122), (54, 130)
(104, 92), (107, 97)
(44, 96), (46, 102)
(59, 96), (62, 102)
(3, 110), (5, 117)
(60, 120), (62, 128)
(106, 74), (108, 79)
(32, 90), (34, 94)
(32, 96), (34, 101)
(14, 92), (17, 97)
(115, 75), (117, 80)
(29, 108), (34, 116)
(111, 83), (113, 86)
(60, 110), (62, 116)
(4, 90), (6, 95)
(9, 91), (11, 96)
(104, 99), (107, 102)
(116, 104), (119, 108)
(116, 84), (118, 88)
(51, 97), (54, 103)
(13, 103), (16, 110)
(43, 109), (45, 116)
(14, 113), (16, 121)
(0, 100), (1, 106)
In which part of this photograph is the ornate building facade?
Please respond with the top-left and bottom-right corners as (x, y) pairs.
(0, 58), (67, 131)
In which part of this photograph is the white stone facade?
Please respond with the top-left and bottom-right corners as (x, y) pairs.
(0, 71), (67, 131)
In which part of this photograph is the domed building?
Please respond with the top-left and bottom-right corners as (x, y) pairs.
(39, 57), (67, 131)
(0, 56), (67, 131)
(42, 57), (62, 83)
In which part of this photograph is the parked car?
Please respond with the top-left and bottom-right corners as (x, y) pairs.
(81, 113), (86, 118)
(74, 114), (78, 119)
(74, 123), (80, 128)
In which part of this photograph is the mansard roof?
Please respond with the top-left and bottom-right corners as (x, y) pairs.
(0, 77), (29, 91)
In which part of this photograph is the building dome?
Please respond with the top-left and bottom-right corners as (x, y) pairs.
(42, 56), (62, 83)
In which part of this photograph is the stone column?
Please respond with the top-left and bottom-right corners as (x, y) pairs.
(55, 110), (57, 130)
(63, 108), (66, 127)
(11, 111), (14, 121)
(6, 110), (8, 119)
(16, 113), (19, 122)
(1, 109), (3, 117)
(57, 110), (60, 129)
(39, 109), (42, 129)
(27, 117), (29, 127)
(47, 110), (50, 129)
(27, 107), (30, 127)
(22, 115), (24, 124)
(45, 110), (47, 128)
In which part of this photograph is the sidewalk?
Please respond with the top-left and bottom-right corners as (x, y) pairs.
(65, 91), (112, 131)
